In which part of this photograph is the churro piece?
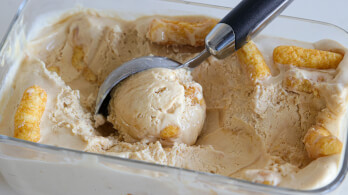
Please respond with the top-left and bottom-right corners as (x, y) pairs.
(82, 67), (97, 83)
(184, 85), (204, 106)
(14, 85), (47, 142)
(147, 18), (217, 47)
(303, 125), (342, 159)
(72, 46), (97, 83)
(72, 46), (85, 71)
(244, 169), (281, 186)
(160, 125), (180, 139)
(273, 46), (343, 69)
(284, 76), (319, 97)
(237, 41), (271, 82)
(47, 66), (60, 75)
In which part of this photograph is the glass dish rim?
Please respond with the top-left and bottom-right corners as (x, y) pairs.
(0, 0), (347, 194)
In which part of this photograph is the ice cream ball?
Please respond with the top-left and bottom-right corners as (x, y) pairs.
(107, 68), (206, 146)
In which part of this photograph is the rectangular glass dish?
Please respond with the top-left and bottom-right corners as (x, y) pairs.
(0, 0), (348, 194)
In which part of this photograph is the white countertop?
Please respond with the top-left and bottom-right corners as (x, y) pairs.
(0, 0), (347, 194)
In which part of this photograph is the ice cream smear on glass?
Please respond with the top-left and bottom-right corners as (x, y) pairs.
(0, 9), (347, 190)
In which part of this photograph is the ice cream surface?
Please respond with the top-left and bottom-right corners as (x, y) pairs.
(0, 9), (347, 190)
(107, 67), (206, 146)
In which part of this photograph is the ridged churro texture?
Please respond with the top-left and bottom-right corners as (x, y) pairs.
(14, 85), (47, 142)
(273, 46), (343, 69)
(147, 18), (217, 47)
(237, 41), (271, 82)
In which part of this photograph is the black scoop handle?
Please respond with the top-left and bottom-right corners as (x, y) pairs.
(205, 0), (293, 59)
(221, 0), (292, 50)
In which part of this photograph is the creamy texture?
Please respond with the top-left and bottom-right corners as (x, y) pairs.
(0, 10), (347, 190)
(107, 68), (206, 146)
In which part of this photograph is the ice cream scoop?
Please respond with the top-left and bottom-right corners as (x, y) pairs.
(107, 68), (206, 146)
(95, 0), (293, 115)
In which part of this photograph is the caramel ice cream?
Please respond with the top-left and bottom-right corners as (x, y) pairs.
(0, 9), (347, 190)
(107, 68), (206, 146)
